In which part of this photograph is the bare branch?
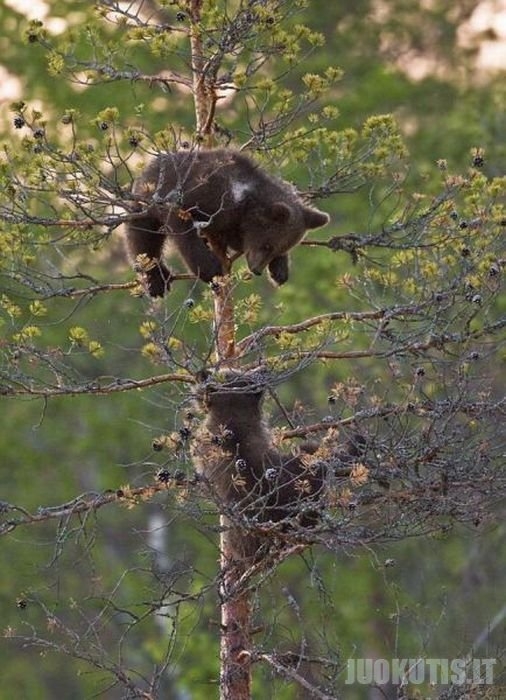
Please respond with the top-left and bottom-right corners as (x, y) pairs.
(259, 653), (336, 700)
(0, 480), (181, 536)
(1, 372), (192, 398)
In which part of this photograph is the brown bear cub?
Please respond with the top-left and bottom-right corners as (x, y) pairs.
(125, 149), (330, 297)
(191, 375), (326, 533)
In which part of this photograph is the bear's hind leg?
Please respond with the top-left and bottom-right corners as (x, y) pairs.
(125, 214), (171, 297)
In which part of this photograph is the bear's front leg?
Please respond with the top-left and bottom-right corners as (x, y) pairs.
(267, 255), (290, 286)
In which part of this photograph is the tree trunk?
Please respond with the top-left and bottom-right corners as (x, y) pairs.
(188, 4), (251, 693)
(219, 519), (252, 700)
(188, 0), (216, 145)
(213, 279), (252, 699)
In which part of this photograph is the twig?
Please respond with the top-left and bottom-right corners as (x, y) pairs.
(259, 653), (336, 700)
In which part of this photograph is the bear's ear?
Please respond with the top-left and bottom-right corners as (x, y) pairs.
(303, 206), (330, 230)
(270, 202), (292, 224)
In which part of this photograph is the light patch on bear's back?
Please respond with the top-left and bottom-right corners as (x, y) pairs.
(231, 180), (252, 203)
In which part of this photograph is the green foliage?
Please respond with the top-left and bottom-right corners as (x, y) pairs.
(0, 1), (504, 698)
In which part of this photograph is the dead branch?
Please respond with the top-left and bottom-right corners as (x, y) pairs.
(1, 372), (192, 398)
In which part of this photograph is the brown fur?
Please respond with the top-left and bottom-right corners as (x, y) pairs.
(191, 377), (327, 559)
(125, 149), (329, 297)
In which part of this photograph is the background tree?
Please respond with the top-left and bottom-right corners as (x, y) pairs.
(0, 1), (504, 698)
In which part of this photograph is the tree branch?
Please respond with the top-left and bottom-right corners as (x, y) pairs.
(1, 372), (192, 398)
(0, 480), (181, 536)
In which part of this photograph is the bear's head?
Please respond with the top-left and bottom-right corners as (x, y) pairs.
(194, 372), (267, 427)
(241, 201), (329, 277)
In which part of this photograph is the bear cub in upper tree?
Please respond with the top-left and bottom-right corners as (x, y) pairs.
(125, 149), (330, 297)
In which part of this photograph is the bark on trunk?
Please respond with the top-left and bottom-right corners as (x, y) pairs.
(188, 4), (252, 693)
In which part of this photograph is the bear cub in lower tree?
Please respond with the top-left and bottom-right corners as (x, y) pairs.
(125, 149), (330, 297)
(191, 375), (363, 543)
(192, 376), (324, 529)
